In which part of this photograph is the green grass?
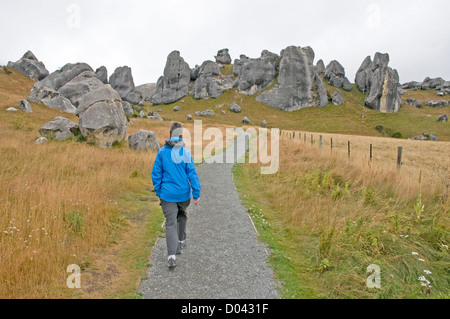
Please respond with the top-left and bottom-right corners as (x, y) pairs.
(102, 180), (165, 299)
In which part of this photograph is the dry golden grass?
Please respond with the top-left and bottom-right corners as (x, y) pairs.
(235, 129), (449, 298)
(279, 129), (450, 201)
(0, 68), (234, 298)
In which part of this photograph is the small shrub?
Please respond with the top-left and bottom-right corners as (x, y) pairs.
(375, 125), (385, 134)
(64, 210), (85, 236)
(390, 132), (403, 139)
(130, 170), (139, 178)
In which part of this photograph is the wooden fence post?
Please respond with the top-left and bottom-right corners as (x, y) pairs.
(348, 141), (351, 159)
(397, 147), (403, 169)
(370, 144), (373, 162)
(319, 135), (323, 149)
(331, 138), (333, 153)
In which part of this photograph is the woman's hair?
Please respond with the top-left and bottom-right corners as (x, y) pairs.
(170, 122), (183, 137)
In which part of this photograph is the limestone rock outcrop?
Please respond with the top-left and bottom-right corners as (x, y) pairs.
(215, 49), (232, 65)
(355, 53), (401, 113)
(150, 51), (191, 105)
(255, 46), (328, 111)
(76, 84), (128, 148)
(7, 51), (49, 81)
(234, 50), (278, 96)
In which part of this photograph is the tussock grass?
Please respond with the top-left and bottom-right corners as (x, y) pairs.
(234, 132), (449, 299)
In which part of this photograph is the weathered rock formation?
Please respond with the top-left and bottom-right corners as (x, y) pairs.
(425, 100), (448, 108)
(76, 84), (127, 148)
(27, 62), (94, 113)
(255, 46), (328, 111)
(31, 63), (93, 92)
(18, 100), (32, 113)
(7, 51), (49, 81)
(109, 66), (143, 104)
(58, 71), (105, 107)
(438, 114), (448, 122)
(28, 86), (77, 114)
(406, 98), (423, 108)
(355, 53), (401, 113)
(234, 50), (278, 95)
(150, 51), (191, 105)
(230, 102), (242, 113)
(215, 49), (232, 65)
(331, 90), (344, 106)
(324, 60), (352, 92)
(128, 130), (160, 151)
(420, 77), (445, 90)
(195, 110), (215, 117)
(39, 117), (80, 141)
(191, 61), (223, 100)
(95, 66), (108, 84)
(135, 83), (157, 101)
(315, 59), (325, 75)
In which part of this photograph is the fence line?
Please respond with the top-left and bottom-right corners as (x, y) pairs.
(279, 130), (404, 170)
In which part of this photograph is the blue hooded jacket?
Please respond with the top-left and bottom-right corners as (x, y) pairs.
(151, 137), (201, 203)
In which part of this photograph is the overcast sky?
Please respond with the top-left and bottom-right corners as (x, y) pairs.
(1, 0), (449, 85)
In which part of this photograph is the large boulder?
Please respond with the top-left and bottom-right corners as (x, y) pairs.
(76, 84), (128, 148)
(95, 66), (108, 84)
(230, 102), (242, 113)
(402, 81), (421, 90)
(134, 83), (157, 101)
(425, 100), (448, 108)
(438, 114), (448, 122)
(195, 110), (215, 117)
(128, 130), (160, 151)
(109, 66), (136, 100)
(315, 59), (325, 75)
(331, 90), (344, 106)
(191, 61), (223, 100)
(420, 77), (445, 90)
(355, 52), (401, 113)
(233, 55), (249, 77)
(58, 71), (105, 107)
(30, 63), (94, 92)
(27, 63), (105, 114)
(39, 117), (80, 140)
(125, 91), (143, 105)
(215, 49), (232, 65)
(7, 51), (49, 81)
(406, 98), (423, 108)
(150, 51), (191, 105)
(256, 45), (328, 111)
(27, 86), (77, 114)
(324, 60), (353, 92)
(234, 51), (277, 95)
(121, 101), (133, 117)
(18, 100), (32, 113)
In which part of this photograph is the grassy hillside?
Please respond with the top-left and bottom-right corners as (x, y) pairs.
(138, 72), (449, 141)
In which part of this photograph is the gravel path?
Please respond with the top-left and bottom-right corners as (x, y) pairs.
(139, 135), (280, 299)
